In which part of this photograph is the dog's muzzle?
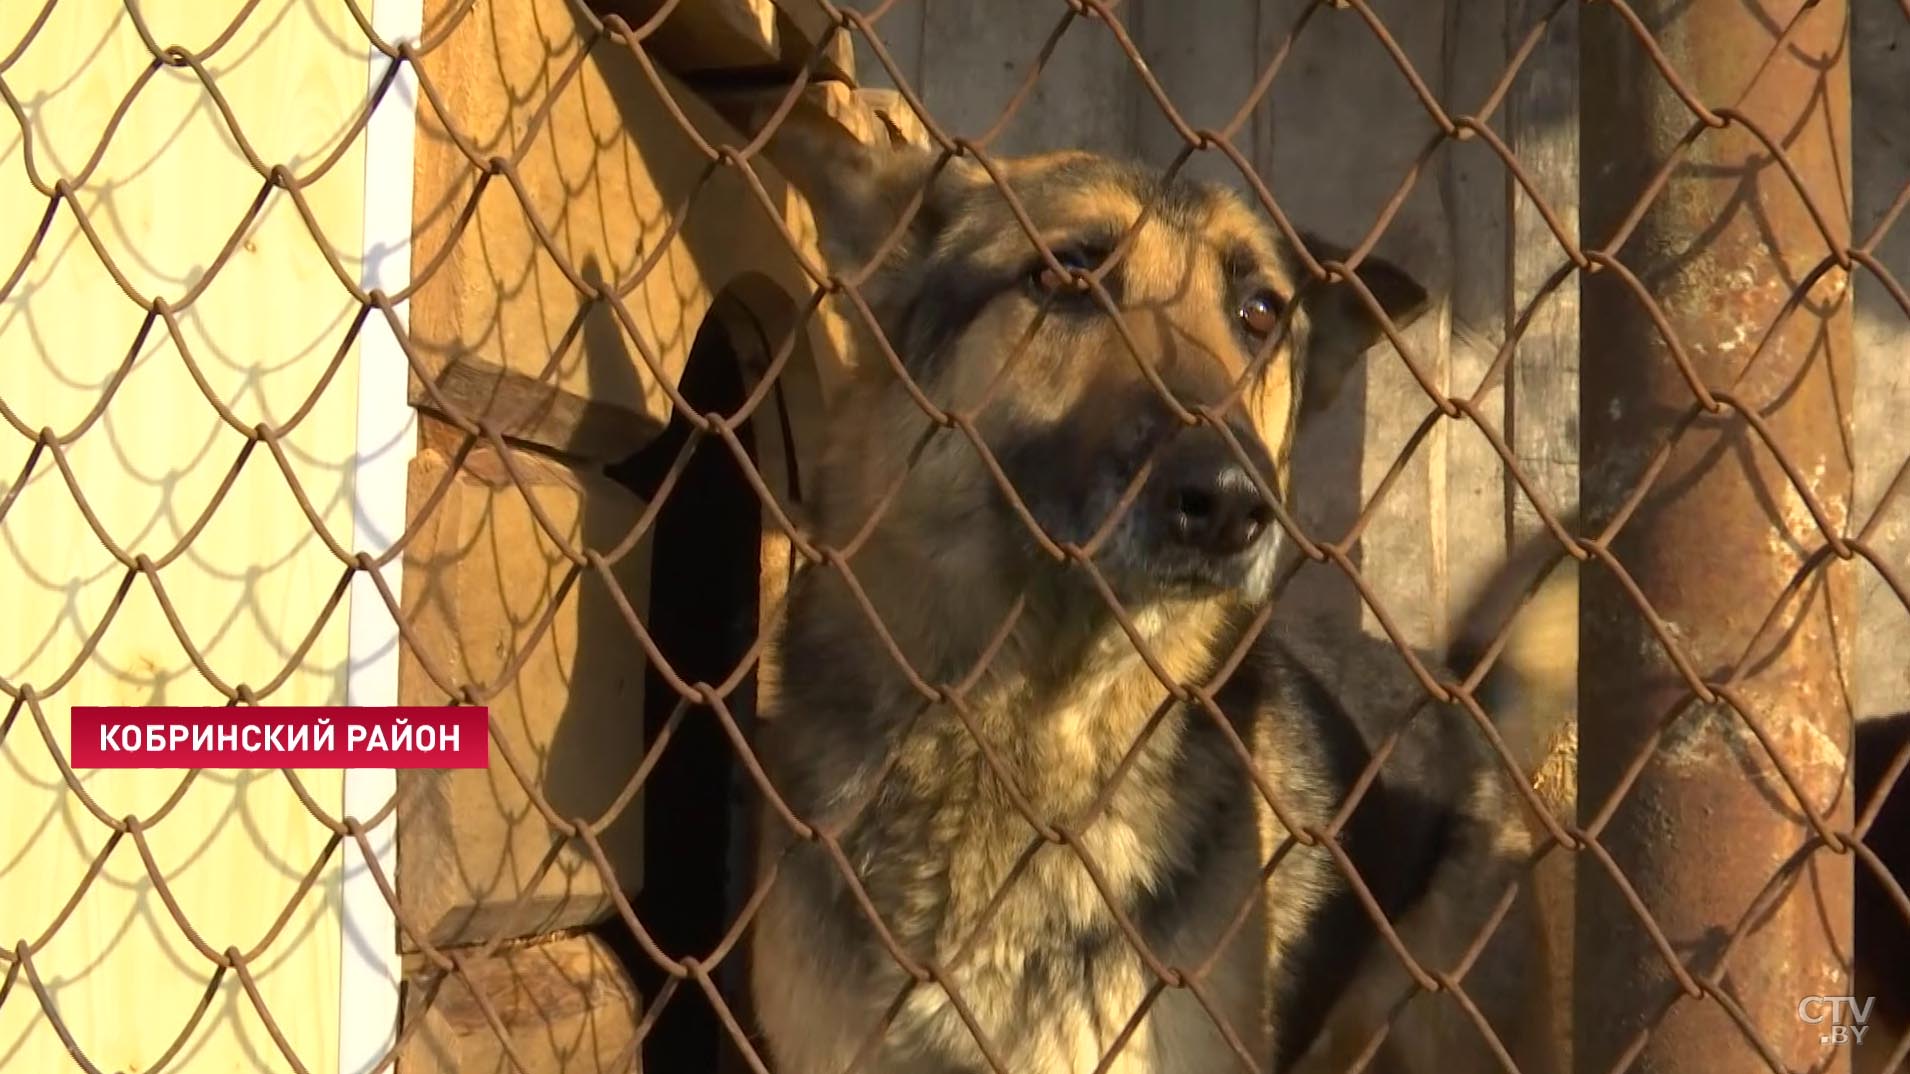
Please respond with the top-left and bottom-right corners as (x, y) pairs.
(1155, 437), (1274, 559)
(1122, 424), (1281, 594)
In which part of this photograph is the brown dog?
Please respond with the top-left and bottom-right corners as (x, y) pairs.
(748, 117), (1557, 1073)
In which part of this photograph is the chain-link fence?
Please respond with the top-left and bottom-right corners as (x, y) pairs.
(4, 0), (1909, 1072)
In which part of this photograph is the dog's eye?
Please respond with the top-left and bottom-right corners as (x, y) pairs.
(1031, 248), (1098, 294)
(1238, 291), (1285, 339)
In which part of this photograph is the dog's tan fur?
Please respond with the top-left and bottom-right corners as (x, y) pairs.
(749, 119), (1558, 1074)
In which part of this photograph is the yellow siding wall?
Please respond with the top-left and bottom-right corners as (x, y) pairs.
(1, 2), (375, 1070)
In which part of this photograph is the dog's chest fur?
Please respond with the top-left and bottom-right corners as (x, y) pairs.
(756, 580), (1358, 1070)
(870, 665), (1182, 931)
(834, 653), (1272, 1068)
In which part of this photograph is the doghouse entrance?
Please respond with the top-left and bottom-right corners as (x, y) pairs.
(605, 315), (767, 1071)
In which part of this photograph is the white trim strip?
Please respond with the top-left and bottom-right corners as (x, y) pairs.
(341, 0), (421, 1069)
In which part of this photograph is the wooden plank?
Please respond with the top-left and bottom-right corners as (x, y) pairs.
(1440, 0), (1512, 648)
(1500, 3), (1581, 768)
(1130, 0), (1262, 185)
(396, 443), (650, 950)
(847, 0), (926, 94)
(424, 357), (661, 464)
(0, 1), (366, 1070)
(1254, 0), (1456, 672)
(915, 0), (1136, 156)
(1500, 5), (1581, 1068)
(398, 933), (642, 1074)
(591, 0), (855, 82)
(704, 80), (905, 152)
(410, 0), (857, 462)
(1853, 0), (1910, 722)
(1505, 0), (1581, 555)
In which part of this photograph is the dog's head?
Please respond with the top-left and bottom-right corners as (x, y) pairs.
(775, 121), (1428, 619)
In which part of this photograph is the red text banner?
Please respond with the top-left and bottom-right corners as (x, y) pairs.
(70, 706), (490, 769)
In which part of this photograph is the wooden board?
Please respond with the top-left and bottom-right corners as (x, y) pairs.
(846, 0), (925, 95)
(0, 1), (370, 1070)
(397, 932), (641, 1074)
(1502, 5), (1582, 1069)
(1853, 0), (1910, 722)
(915, 0), (1138, 156)
(1505, 0), (1582, 560)
(1440, 0), (1512, 646)
(591, 0), (854, 83)
(395, 444), (651, 951)
(1253, 0), (1457, 669)
(408, 0), (857, 463)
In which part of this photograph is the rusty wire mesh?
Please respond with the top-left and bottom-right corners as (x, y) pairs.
(3, 0), (1909, 1072)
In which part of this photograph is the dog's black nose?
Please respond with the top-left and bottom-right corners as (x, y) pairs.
(1158, 441), (1274, 558)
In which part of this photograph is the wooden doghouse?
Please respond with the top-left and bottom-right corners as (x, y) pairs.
(390, 2), (914, 1070)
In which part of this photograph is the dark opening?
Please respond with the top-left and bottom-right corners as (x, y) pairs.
(604, 319), (760, 1071)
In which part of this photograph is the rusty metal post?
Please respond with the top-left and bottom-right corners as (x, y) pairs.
(1577, 2), (1857, 1072)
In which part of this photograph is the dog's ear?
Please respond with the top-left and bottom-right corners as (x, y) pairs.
(767, 111), (974, 281)
(1295, 232), (1430, 415)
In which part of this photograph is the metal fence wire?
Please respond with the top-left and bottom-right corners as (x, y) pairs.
(3, 0), (1910, 1072)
